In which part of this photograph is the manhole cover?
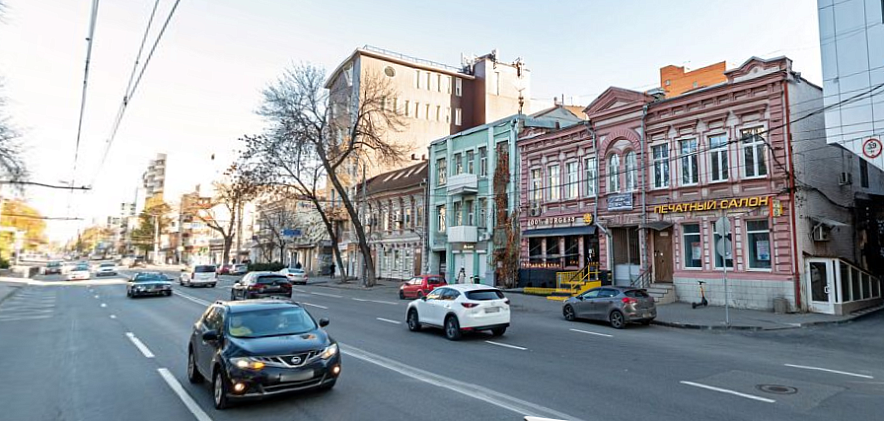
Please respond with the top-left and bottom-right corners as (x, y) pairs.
(756, 384), (798, 395)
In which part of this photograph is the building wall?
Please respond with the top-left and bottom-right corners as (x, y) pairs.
(366, 185), (425, 281)
(660, 62), (727, 98)
(818, 0), (884, 171)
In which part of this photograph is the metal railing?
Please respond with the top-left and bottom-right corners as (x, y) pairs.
(362, 45), (463, 73)
(630, 268), (652, 289)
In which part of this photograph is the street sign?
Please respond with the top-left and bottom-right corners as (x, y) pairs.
(863, 138), (882, 159)
(716, 238), (733, 258)
(714, 216), (730, 237)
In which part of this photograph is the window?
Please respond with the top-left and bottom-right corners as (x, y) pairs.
(446, 76), (452, 94)
(393, 98), (399, 114)
(453, 153), (463, 175)
(455, 108), (462, 126)
(528, 238), (543, 263)
(479, 147), (487, 177)
(708, 134), (729, 182)
(437, 74), (442, 92)
(584, 157), (597, 197)
(415, 102), (421, 119)
(682, 224), (702, 268)
(712, 222), (733, 269)
(625, 151), (637, 191)
(425, 104), (430, 120)
(530, 168), (542, 203)
(405, 100), (410, 117)
(565, 236), (579, 266)
(426, 72), (432, 91)
(548, 164), (561, 201)
(384, 66), (396, 77)
(455, 78), (462, 96)
(437, 158), (446, 185)
(860, 158), (869, 188)
(435, 105), (441, 122)
(566, 162), (579, 199)
(445, 107), (451, 123)
(415, 70), (421, 89)
(453, 201), (463, 226)
(437, 205), (446, 233)
(746, 220), (771, 269)
(652, 144), (669, 188)
(416, 200), (423, 227)
(741, 127), (767, 178)
(466, 150), (475, 174)
(680, 139), (699, 185)
(478, 198), (486, 228)
(607, 154), (620, 193)
(466, 200), (474, 225)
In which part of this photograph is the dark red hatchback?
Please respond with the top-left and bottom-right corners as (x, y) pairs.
(399, 275), (446, 300)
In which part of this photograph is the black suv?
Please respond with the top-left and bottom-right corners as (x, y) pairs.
(187, 299), (341, 409)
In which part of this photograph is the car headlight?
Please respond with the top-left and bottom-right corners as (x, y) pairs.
(229, 357), (265, 370)
(319, 343), (338, 360)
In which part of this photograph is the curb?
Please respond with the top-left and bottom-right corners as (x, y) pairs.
(651, 305), (884, 331)
(0, 284), (22, 307)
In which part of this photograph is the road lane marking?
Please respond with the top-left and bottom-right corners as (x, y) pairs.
(292, 288), (307, 293)
(94, 295), (99, 299)
(485, 341), (527, 351)
(311, 292), (342, 298)
(679, 381), (775, 403)
(100, 303), (107, 308)
(157, 368), (213, 421)
(784, 364), (874, 379)
(110, 314), (116, 319)
(352, 298), (369, 302)
(302, 302), (328, 309)
(341, 344), (581, 420)
(353, 298), (399, 306)
(174, 291), (211, 306)
(569, 328), (613, 338)
(377, 317), (401, 325)
(125, 332), (155, 358)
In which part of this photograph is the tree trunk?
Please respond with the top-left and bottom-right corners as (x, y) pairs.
(222, 236), (233, 266)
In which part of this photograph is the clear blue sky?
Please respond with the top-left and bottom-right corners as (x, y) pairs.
(0, 0), (821, 242)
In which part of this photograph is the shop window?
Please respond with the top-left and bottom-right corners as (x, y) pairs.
(711, 222), (733, 268)
(682, 224), (702, 269)
(746, 220), (771, 269)
(529, 238), (543, 264)
(840, 261), (850, 302)
(564, 236), (580, 267)
(546, 238), (560, 263)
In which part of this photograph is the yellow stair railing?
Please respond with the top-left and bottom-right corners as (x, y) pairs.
(547, 263), (601, 301)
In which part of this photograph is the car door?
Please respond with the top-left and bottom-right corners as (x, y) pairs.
(575, 288), (601, 319)
(438, 288), (461, 321)
(195, 306), (222, 374)
(421, 287), (447, 326)
(594, 289), (619, 320)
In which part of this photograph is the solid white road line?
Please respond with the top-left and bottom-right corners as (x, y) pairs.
(341, 344), (582, 421)
(310, 292), (342, 298)
(353, 298), (398, 306)
(125, 332), (155, 359)
(679, 381), (775, 403)
(569, 328), (613, 338)
(784, 364), (874, 379)
(174, 291), (211, 307)
(157, 368), (213, 421)
(302, 302), (328, 310)
(485, 341), (527, 351)
(524, 417), (568, 421)
(352, 298), (369, 302)
(376, 317), (401, 325)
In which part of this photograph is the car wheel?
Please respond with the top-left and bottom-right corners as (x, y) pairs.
(187, 348), (204, 384)
(212, 369), (231, 410)
(210, 283), (216, 288)
(407, 309), (421, 332)
(491, 327), (506, 337)
(164, 290), (172, 297)
(230, 291), (236, 301)
(444, 316), (462, 341)
(126, 290), (132, 298)
(609, 310), (626, 329)
(563, 305), (576, 321)
(399, 291), (405, 300)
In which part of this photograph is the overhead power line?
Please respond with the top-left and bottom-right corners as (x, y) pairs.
(1, 213), (84, 221)
(0, 181), (91, 190)
(70, 0), (101, 188)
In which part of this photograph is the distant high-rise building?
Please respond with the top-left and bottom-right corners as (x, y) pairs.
(142, 153), (167, 207)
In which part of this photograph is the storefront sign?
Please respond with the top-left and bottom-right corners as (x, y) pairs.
(521, 261), (562, 269)
(770, 199), (783, 217)
(452, 242), (486, 252)
(527, 216), (577, 227)
(583, 213), (594, 224)
(652, 196), (770, 214)
(607, 194), (633, 211)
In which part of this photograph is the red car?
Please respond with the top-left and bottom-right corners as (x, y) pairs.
(399, 275), (447, 300)
(218, 264), (233, 275)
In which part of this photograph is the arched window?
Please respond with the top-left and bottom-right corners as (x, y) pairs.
(608, 154), (620, 193)
(625, 151), (637, 191)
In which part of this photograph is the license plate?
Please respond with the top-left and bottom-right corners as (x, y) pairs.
(280, 370), (314, 383)
(485, 307), (500, 313)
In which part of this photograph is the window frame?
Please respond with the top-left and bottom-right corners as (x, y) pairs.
(466, 150), (475, 174)
(547, 164), (561, 201)
(530, 168), (543, 203)
(711, 221), (733, 269)
(607, 154), (620, 193)
(740, 126), (768, 179)
(453, 152), (463, 175)
(436, 158), (447, 186)
(682, 223), (702, 269)
(625, 151), (637, 191)
(437, 205), (446, 233)
(679, 138), (699, 186)
(584, 156), (597, 197)
(745, 219), (772, 271)
(479, 147), (487, 177)
(566, 161), (579, 199)
(707, 133), (729, 183)
(455, 108), (462, 126)
(651, 143), (670, 189)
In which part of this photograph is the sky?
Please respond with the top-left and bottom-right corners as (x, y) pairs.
(0, 0), (822, 243)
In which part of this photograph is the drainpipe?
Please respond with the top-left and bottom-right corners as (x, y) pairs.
(640, 104), (649, 283)
(783, 79), (802, 311)
(584, 120), (612, 280)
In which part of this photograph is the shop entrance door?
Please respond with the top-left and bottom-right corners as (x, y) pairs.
(653, 229), (673, 283)
(806, 259), (835, 314)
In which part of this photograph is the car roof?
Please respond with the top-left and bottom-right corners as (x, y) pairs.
(222, 299), (304, 314)
(252, 271), (286, 276)
(437, 284), (499, 292)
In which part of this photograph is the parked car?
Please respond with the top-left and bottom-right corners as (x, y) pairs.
(232, 264), (248, 276)
(43, 261), (62, 275)
(180, 265), (218, 288)
(129, 257), (147, 268)
(187, 299), (340, 409)
(127, 272), (173, 298)
(231, 272), (292, 300)
(218, 264), (234, 275)
(96, 262), (118, 277)
(399, 275), (446, 299)
(67, 263), (91, 281)
(406, 284), (510, 341)
(278, 267), (308, 285)
(562, 286), (656, 329)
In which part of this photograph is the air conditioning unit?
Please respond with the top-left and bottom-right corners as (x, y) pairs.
(839, 172), (852, 186)
(812, 224), (829, 242)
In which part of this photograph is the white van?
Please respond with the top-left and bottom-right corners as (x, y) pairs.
(180, 265), (218, 288)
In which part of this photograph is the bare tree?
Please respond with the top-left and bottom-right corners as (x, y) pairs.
(257, 197), (298, 265)
(192, 165), (261, 265)
(256, 63), (409, 286)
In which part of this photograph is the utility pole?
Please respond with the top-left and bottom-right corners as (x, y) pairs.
(360, 161), (367, 287)
(235, 201), (243, 264)
(153, 214), (159, 264)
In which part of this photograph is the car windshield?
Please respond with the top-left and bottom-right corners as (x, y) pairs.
(133, 274), (166, 283)
(100, 263), (114, 267)
(227, 308), (316, 338)
(48, 262), (60, 267)
(74, 265), (89, 271)
(465, 290), (505, 301)
(195, 265), (216, 273)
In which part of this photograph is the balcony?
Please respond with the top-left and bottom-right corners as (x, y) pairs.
(446, 173), (478, 195)
(447, 225), (477, 243)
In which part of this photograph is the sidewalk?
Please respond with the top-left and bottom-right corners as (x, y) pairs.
(653, 302), (884, 331)
(308, 276), (400, 291)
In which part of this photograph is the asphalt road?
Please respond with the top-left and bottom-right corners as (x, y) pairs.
(1, 270), (881, 421)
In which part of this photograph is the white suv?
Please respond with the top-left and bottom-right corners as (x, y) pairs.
(179, 265), (218, 287)
(405, 284), (510, 340)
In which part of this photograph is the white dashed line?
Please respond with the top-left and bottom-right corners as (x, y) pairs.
(157, 368), (213, 421)
(310, 292), (342, 298)
(352, 298), (369, 302)
(125, 332), (155, 358)
(485, 341), (527, 351)
(174, 291), (211, 306)
(352, 298), (399, 306)
(110, 314), (117, 319)
(784, 364), (874, 379)
(680, 381), (775, 403)
(376, 317), (401, 325)
(302, 302), (328, 310)
(569, 328), (613, 338)
(94, 295), (99, 299)
(100, 303), (107, 308)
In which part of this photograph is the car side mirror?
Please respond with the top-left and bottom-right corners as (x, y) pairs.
(319, 318), (329, 327)
(202, 330), (219, 341)
(421, 296), (427, 301)
(578, 296), (584, 301)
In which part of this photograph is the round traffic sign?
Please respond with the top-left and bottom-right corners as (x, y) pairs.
(863, 138), (882, 159)
(716, 238), (733, 258)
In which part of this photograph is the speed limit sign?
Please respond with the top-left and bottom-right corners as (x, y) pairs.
(863, 138), (882, 159)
